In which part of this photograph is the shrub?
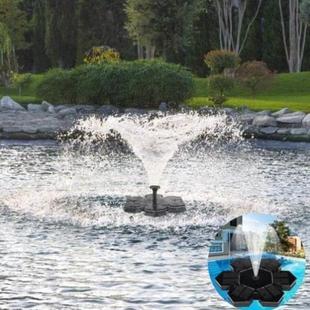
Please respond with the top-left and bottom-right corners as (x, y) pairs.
(36, 68), (77, 104)
(204, 50), (240, 74)
(12, 73), (32, 95)
(208, 75), (234, 107)
(84, 46), (120, 65)
(236, 61), (273, 96)
(36, 60), (194, 108)
(208, 74), (234, 96)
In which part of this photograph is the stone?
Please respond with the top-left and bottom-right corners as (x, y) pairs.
(74, 105), (96, 114)
(239, 113), (256, 123)
(271, 108), (291, 118)
(47, 105), (56, 113)
(58, 107), (77, 117)
(253, 115), (277, 127)
(277, 128), (290, 135)
(0, 96), (25, 111)
(290, 128), (308, 135)
(256, 110), (271, 116)
(277, 112), (306, 125)
(54, 105), (68, 113)
(97, 105), (119, 115)
(302, 114), (310, 128)
(259, 127), (278, 135)
(159, 102), (168, 112)
(41, 101), (54, 112)
(27, 104), (44, 112)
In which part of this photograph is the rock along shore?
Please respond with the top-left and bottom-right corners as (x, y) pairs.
(0, 96), (310, 142)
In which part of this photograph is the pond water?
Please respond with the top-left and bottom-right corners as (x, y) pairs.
(0, 138), (309, 309)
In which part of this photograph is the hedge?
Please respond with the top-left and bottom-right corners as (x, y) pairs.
(36, 60), (194, 108)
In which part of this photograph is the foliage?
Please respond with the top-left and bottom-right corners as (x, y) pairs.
(208, 74), (234, 96)
(0, 22), (14, 86)
(84, 46), (120, 65)
(12, 73), (32, 95)
(125, 0), (200, 60)
(236, 61), (273, 96)
(45, 0), (77, 68)
(204, 50), (241, 74)
(36, 61), (194, 107)
(36, 69), (77, 104)
(301, 0), (310, 23)
(32, 0), (49, 72)
(271, 221), (291, 253)
(0, 0), (29, 50)
(208, 74), (234, 107)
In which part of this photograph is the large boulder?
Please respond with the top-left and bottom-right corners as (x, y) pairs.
(0, 96), (25, 111)
(27, 104), (44, 113)
(277, 112), (306, 126)
(302, 114), (310, 128)
(253, 115), (277, 127)
(271, 108), (291, 118)
(41, 101), (55, 112)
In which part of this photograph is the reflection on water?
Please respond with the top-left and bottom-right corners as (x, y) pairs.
(0, 138), (309, 309)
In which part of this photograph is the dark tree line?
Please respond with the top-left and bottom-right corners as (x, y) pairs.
(2, 0), (310, 75)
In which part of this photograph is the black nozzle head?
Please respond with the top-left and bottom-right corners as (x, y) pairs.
(150, 185), (160, 191)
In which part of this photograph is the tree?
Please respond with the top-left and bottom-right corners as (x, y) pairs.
(45, 0), (77, 68)
(279, 0), (310, 72)
(0, 22), (14, 86)
(271, 221), (291, 252)
(125, 0), (157, 59)
(0, 0), (28, 74)
(32, 0), (50, 72)
(214, 0), (263, 55)
(76, 0), (133, 64)
(125, 0), (200, 60)
(236, 61), (273, 96)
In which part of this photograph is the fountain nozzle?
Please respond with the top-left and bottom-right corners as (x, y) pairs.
(150, 185), (160, 211)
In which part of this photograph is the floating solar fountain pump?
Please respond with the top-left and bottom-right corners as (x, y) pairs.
(124, 186), (186, 217)
(216, 257), (296, 308)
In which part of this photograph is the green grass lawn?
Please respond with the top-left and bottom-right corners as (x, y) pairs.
(189, 72), (310, 112)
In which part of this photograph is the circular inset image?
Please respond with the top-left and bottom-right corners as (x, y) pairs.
(208, 213), (306, 309)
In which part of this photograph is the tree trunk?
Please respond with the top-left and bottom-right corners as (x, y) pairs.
(279, 0), (308, 72)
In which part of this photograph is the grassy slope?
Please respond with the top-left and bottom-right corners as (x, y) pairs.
(189, 72), (310, 112)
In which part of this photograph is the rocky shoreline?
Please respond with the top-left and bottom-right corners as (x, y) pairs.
(0, 96), (310, 142)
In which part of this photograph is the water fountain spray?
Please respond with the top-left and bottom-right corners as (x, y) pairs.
(71, 113), (240, 217)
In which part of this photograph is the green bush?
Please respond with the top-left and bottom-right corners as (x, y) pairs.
(236, 61), (273, 96)
(12, 73), (33, 95)
(208, 75), (234, 107)
(208, 74), (234, 96)
(36, 68), (77, 104)
(204, 50), (240, 74)
(36, 60), (194, 108)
